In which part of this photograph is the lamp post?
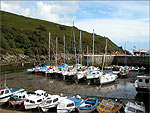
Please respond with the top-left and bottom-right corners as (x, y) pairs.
(125, 41), (129, 55)
(125, 41), (129, 66)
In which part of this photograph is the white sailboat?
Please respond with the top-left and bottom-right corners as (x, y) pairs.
(99, 38), (118, 85)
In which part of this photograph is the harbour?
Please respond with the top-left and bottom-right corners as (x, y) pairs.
(0, 2), (150, 112)
(0, 68), (149, 112)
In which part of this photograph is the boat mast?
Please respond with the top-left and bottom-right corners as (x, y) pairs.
(4, 75), (6, 87)
(105, 38), (108, 68)
(87, 46), (89, 66)
(56, 37), (57, 64)
(102, 38), (107, 72)
(49, 32), (51, 64)
(73, 21), (77, 64)
(64, 35), (65, 64)
(92, 29), (94, 65)
(79, 31), (82, 65)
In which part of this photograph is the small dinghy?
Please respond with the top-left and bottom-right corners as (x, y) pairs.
(0, 87), (25, 105)
(77, 98), (98, 113)
(97, 99), (123, 113)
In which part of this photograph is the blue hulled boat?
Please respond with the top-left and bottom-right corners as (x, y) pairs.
(77, 98), (98, 113)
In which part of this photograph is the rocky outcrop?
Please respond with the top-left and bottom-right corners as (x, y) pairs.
(0, 53), (36, 63)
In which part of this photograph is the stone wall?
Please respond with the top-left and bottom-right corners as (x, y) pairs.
(84, 55), (150, 68)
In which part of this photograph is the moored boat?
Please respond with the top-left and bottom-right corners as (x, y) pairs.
(124, 101), (145, 113)
(9, 91), (28, 106)
(0, 87), (25, 105)
(57, 98), (76, 113)
(99, 70), (118, 85)
(40, 95), (66, 112)
(77, 98), (98, 113)
(97, 99), (123, 113)
(135, 76), (150, 93)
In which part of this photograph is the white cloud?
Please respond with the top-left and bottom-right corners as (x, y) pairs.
(1, 1), (21, 13)
(35, 1), (78, 25)
(76, 18), (149, 43)
(1, 1), (78, 26)
(21, 8), (30, 16)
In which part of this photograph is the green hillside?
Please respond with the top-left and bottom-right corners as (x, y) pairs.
(0, 11), (123, 57)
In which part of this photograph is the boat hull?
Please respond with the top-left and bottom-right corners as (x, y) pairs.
(40, 104), (57, 112)
(78, 106), (96, 113)
(0, 94), (12, 105)
(136, 87), (150, 93)
(24, 104), (38, 110)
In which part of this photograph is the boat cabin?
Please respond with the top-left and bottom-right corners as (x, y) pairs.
(87, 70), (103, 79)
(34, 90), (48, 97)
(136, 76), (150, 87)
(0, 88), (11, 96)
(25, 95), (44, 106)
(10, 92), (27, 101)
(125, 101), (145, 113)
(57, 99), (75, 113)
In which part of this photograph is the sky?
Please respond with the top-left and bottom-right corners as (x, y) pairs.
(1, 1), (150, 53)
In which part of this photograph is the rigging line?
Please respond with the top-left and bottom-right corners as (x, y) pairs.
(57, 38), (62, 65)
(51, 37), (56, 64)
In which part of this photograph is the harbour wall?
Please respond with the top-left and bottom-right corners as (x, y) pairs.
(84, 55), (150, 68)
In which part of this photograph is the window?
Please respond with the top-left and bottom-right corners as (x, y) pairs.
(136, 109), (144, 113)
(26, 100), (29, 102)
(67, 103), (74, 107)
(36, 94), (40, 96)
(128, 107), (136, 112)
(145, 79), (149, 84)
(5, 90), (9, 94)
(37, 99), (42, 103)
(19, 96), (21, 98)
(23, 95), (25, 98)
(0, 91), (4, 95)
(53, 98), (58, 103)
(100, 105), (105, 108)
(139, 79), (142, 82)
(30, 100), (35, 103)
(47, 100), (52, 104)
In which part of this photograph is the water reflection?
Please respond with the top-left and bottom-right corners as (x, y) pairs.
(135, 93), (150, 112)
(91, 79), (137, 99)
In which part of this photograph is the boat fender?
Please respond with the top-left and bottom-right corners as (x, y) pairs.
(19, 102), (21, 106)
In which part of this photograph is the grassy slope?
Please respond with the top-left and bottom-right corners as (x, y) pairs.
(0, 11), (123, 56)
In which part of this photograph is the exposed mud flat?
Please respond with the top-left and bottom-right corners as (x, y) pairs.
(0, 72), (149, 112)
(0, 72), (136, 98)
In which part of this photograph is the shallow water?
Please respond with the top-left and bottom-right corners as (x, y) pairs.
(0, 72), (149, 112)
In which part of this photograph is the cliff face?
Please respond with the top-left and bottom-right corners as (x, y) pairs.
(0, 11), (123, 58)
